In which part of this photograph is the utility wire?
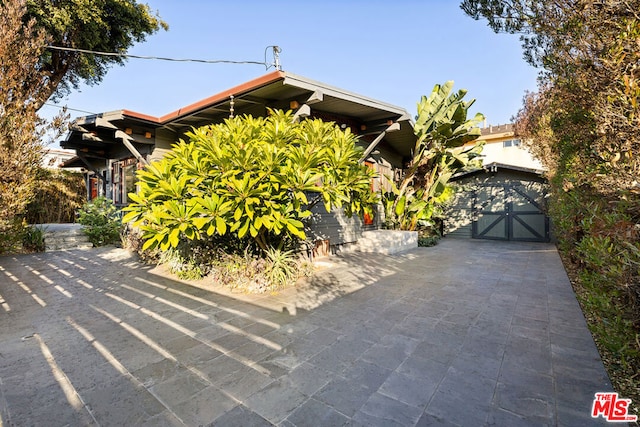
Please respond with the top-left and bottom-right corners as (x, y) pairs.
(45, 45), (279, 69)
(41, 46), (282, 116)
(43, 103), (95, 115)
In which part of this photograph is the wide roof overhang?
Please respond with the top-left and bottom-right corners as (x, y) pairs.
(62, 70), (416, 161)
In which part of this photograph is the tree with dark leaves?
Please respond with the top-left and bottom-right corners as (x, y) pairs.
(24, 0), (168, 109)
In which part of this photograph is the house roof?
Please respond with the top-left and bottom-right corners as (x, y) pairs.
(480, 123), (513, 137)
(124, 71), (412, 126)
(62, 70), (417, 161)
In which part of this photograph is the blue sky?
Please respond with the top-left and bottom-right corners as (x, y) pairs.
(42, 0), (539, 145)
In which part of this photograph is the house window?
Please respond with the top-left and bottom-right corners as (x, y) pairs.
(503, 139), (521, 148)
(112, 158), (137, 205)
(365, 161), (394, 194)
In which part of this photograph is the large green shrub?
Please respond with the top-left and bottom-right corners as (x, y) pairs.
(77, 197), (122, 246)
(567, 195), (640, 362)
(550, 184), (640, 405)
(122, 110), (377, 253)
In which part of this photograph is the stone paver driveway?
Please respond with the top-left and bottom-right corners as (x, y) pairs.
(0, 239), (615, 426)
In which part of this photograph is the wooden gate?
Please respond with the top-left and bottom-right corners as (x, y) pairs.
(472, 182), (549, 242)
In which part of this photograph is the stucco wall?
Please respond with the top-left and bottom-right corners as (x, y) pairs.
(480, 141), (544, 170)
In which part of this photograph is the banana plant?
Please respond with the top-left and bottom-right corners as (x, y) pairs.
(383, 81), (485, 231)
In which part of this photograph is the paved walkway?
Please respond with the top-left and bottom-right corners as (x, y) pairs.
(0, 239), (616, 426)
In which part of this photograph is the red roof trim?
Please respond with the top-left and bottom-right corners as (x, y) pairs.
(122, 70), (286, 125)
(121, 110), (160, 123)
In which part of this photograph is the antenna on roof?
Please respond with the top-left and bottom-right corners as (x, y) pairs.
(273, 46), (282, 70)
(264, 45), (282, 70)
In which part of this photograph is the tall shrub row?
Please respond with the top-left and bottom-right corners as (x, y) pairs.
(25, 168), (86, 224)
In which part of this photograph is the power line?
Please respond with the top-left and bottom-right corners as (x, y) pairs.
(43, 103), (95, 115)
(40, 46), (283, 117)
(45, 45), (281, 69)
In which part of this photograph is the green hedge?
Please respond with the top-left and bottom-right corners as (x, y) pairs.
(25, 168), (85, 224)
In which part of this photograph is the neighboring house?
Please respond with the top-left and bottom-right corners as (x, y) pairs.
(474, 123), (544, 171)
(444, 124), (550, 242)
(60, 71), (417, 250)
(41, 148), (77, 169)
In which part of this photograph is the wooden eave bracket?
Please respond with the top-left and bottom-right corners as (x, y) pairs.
(76, 153), (106, 182)
(292, 104), (311, 122)
(306, 91), (323, 104)
(359, 122), (401, 163)
(115, 130), (149, 166)
(95, 117), (118, 130)
(81, 133), (103, 142)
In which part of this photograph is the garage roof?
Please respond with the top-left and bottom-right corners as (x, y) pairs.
(452, 162), (546, 180)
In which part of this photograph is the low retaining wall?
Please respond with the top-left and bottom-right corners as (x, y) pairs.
(341, 229), (418, 255)
(37, 223), (92, 251)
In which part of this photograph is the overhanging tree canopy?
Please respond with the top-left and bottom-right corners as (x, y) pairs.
(0, 0), (50, 252)
(24, 0), (168, 108)
(461, 0), (640, 191)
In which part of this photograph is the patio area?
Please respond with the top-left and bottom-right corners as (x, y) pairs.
(0, 239), (614, 426)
